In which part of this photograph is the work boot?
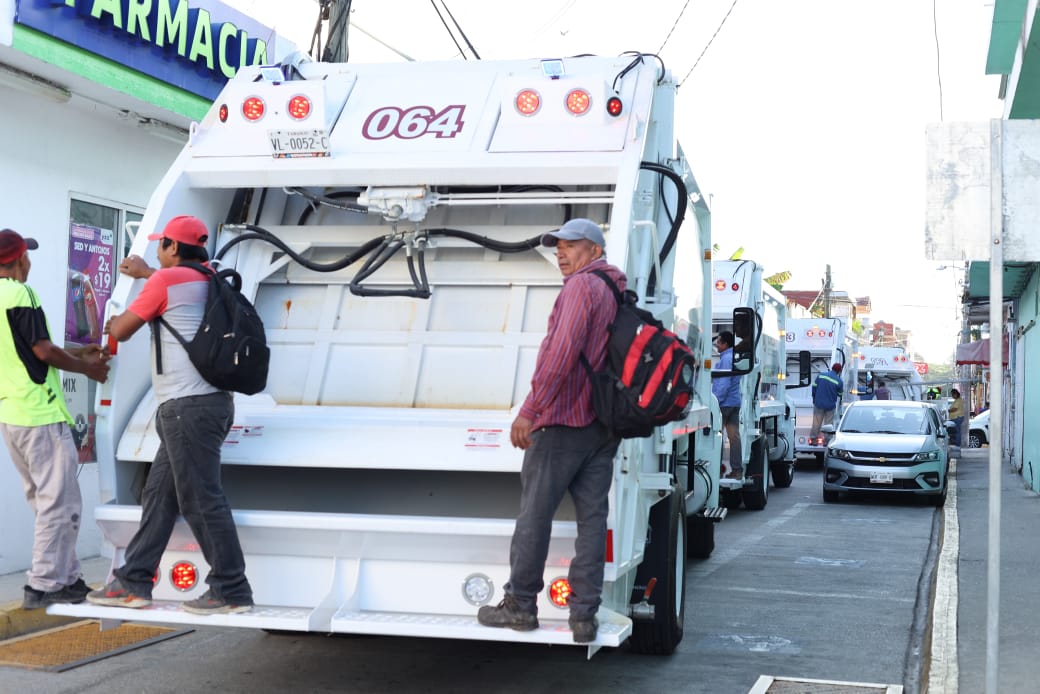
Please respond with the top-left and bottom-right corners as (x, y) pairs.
(477, 594), (538, 631)
(181, 589), (253, 615)
(22, 578), (91, 609)
(569, 615), (599, 643)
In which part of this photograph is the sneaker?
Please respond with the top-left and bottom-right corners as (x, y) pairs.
(476, 594), (538, 631)
(22, 579), (91, 609)
(569, 616), (599, 644)
(181, 589), (253, 615)
(86, 578), (151, 608)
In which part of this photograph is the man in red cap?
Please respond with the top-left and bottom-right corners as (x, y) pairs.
(87, 215), (253, 615)
(0, 228), (110, 609)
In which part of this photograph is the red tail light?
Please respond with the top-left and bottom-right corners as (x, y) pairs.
(606, 95), (623, 117)
(515, 89), (541, 116)
(171, 562), (198, 591)
(218, 104), (229, 123)
(565, 89), (591, 115)
(287, 94), (311, 120)
(548, 577), (572, 608)
(242, 96), (265, 121)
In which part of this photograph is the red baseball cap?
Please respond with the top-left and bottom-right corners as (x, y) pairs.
(147, 215), (210, 247)
(0, 229), (39, 264)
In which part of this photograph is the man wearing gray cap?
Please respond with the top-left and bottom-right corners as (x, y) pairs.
(0, 229), (110, 609)
(477, 218), (624, 644)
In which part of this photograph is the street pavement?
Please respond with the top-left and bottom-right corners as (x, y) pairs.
(0, 447), (1037, 693)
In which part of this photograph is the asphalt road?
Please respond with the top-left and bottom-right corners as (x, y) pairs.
(0, 461), (938, 694)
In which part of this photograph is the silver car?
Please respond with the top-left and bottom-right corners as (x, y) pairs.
(821, 400), (951, 506)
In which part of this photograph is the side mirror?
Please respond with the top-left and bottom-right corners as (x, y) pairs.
(798, 350), (811, 387)
(820, 424), (836, 434)
(731, 306), (755, 375)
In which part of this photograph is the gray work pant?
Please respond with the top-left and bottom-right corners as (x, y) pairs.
(504, 422), (619, 621)
(1, 422), (83, 593)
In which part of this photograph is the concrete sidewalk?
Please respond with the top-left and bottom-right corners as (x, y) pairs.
(953, 447), (1040, 693)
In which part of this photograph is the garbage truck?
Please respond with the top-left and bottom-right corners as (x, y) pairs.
(856, 346), (924, 402)
(784, 317), (858, 464)
(52, 52), (724, 656)
(709, 259), (800, 510)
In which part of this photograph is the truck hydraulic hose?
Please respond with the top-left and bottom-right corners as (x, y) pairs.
(640, 161), (686, 296)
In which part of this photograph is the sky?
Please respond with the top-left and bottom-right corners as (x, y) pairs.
(225, 0), (1004, 364)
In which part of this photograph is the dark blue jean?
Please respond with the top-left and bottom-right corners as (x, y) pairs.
(115, 392), (252, 603)
(504, 422), (619, 621)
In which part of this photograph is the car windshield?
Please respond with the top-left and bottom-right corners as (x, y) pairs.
(841, 407), (928, 435)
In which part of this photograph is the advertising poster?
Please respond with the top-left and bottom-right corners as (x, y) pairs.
(64, 223), (115, 462)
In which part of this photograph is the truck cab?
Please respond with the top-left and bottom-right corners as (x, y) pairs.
(857, 346), (924, 402)
(709, 260), (798, 510)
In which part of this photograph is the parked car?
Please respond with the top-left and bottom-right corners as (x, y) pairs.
(968, 410), (990, 448)
(821, 400), (952, 506)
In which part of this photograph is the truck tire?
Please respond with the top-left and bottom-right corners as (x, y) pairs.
(686, 515), (715, 559)
(741, 438), (769, 510)
(629, 486), (686, 655)
(770, 460), (795, 488)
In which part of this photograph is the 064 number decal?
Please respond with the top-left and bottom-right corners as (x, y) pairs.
(362, 105), (466, 140)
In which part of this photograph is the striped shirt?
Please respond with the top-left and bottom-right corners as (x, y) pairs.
(519, 259), (626, 430)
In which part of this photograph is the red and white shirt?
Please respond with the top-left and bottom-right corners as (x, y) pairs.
(128, 265), (220, 405)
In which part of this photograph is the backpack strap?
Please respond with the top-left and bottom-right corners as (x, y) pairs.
(579, 269), (624, 376)
(150, 261), (216, 375)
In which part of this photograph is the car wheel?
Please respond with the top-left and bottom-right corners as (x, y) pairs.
(822, 488), (839, 503)
(968, 430), (985, 448)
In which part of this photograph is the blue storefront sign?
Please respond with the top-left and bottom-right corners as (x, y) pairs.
(16, 0), (279, 99)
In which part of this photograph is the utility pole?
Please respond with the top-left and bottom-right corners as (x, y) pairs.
(822, 264), (832, 318)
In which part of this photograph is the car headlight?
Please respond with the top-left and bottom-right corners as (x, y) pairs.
(915, 450), (941, 462)
(829, 447), (852, 461)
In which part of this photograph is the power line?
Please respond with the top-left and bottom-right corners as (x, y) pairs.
(657, 0), (691, 54)
(678, 0), (741, 88)
(440, 1), (480, 60)
(429, 0), (467, 59)
(931, 0), (945, 120)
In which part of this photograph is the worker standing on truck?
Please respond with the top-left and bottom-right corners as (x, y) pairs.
(477, 218), (623, 644)
(0, 229), (110, 609)
(810, 363), (843, 440)
(87, 216), (254, 615)
(711, 330), (742, 478)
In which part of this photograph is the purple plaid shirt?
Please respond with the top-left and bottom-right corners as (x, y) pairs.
(519, 259), (626, 430)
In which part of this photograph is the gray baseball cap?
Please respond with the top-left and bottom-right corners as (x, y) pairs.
(541, 218), (606, 248)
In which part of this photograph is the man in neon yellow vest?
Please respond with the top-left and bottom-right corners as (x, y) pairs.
(0, 229), (110, 609)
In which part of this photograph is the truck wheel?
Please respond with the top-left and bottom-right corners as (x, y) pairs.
(770, 460), (795, 488)
(742, 438), (769, 510)
(629, 486), (686, 655)
(720, 488), (742, 509)
(686, 515), (715, 559)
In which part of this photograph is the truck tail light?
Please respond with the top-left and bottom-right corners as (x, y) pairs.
(606, 95), (623, 117)
(565, 89), (591, 115)
(714, 279), (727, 291)
(218, 104), (229, 123)
(287, 94), (311, 120)
(242, 96), (265, 121)
(548, 577), (572, 608)
(515, 89), (541, 116)
(171, 561), (198, 591)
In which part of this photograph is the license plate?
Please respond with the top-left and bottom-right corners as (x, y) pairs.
(870, 471), (894, 484)
(269, 129), (329, 158)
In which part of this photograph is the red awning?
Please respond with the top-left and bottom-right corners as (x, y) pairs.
(955, 337), (1009, 366)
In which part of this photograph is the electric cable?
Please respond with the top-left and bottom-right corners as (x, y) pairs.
(657, 0), (692, 55)
(429, 0), (467, 59)
(678, 0), (741, 88)
(439, 1), (480, 60)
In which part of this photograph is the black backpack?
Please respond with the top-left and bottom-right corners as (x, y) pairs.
(154, 262), (270, 395)
(582, 270), (697, 439)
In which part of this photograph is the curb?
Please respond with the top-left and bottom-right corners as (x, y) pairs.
(0, 597), (82, 641)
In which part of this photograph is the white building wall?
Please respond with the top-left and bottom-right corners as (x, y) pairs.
(0, 86), (182, 575)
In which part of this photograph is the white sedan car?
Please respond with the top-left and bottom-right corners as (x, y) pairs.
(822, 400), (952, 507)
(968, 410), (990, 448)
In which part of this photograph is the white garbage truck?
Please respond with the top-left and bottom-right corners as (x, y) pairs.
(52, 53), (725, 656)
(710, 259), (800, 510)
(784, 317), (858, 463)
(856, 346), (924, 402)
